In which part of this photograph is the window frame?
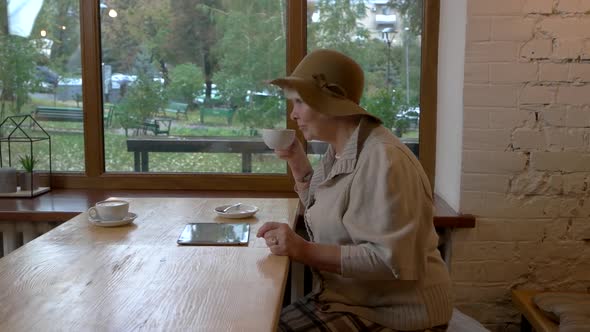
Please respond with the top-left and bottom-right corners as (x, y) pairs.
(49, 0), (437, 191)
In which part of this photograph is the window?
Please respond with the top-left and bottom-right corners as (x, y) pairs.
(1, 0), (438, 190)
(100, 1), (288, 174)
(0, 0), (84, 172)
(307, 0), (422, 151)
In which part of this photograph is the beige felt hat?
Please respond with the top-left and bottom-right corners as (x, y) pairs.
(269, 49), (381, 123)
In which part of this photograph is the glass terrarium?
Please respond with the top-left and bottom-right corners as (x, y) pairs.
(0, 115), (52, 197)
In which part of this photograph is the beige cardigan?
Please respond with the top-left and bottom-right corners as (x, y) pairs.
(297, 119), (453, 331)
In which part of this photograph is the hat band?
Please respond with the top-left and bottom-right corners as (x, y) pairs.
(312, 74), (348, 100)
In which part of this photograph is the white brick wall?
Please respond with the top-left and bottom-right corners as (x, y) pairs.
(490, 63), (538, 83)
(539, 18), (590, 39)
(558, 85), (590, 104)
(539, 63), (569, 82)
(467, 17), (491, 41)
(464, 85), (519, 107)
(520, 39), (553, 59)
(566, 107), (590, 127)
(524, 0), (554, 13)
(513, 128), (546, 150)
(569, 63), (590, 81)
(557, 0), (590, 12)
(553, 39), (586, 60)
(468, 0), (525, 16)
(492, 18), (536, 41)
(520, 85), (557, 104)
(457, 1), (590, 330)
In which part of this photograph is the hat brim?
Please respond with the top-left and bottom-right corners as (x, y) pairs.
(270, 77), (382, 123)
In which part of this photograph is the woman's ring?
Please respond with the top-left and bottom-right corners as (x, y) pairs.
(269, 237), (278, 245)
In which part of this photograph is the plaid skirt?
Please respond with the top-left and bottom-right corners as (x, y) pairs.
(278, 295), (449, 332)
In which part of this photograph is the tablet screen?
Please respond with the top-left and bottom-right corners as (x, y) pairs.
(177, 223), (250, 246)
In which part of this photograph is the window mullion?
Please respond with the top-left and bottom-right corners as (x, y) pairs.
(80, 0), (105, 177)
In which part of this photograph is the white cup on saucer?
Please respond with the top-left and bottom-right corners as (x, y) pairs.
(262, 129), (295, 149)
(88, 200), (129, 221)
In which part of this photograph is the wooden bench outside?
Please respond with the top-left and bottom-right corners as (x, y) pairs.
(141, 118), (172, 136)
(160, 101), (189, 119)
(33, 106), (83, 122)
(33, 106), (114, 127)
(200, 107), (236, 125)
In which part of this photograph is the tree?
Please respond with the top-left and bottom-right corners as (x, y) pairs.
(117, 75), (165, 136)
(0, 35), (36, 118)
(31, 0), (81, 75)
(117, 46), (166, 136)
(167, 63), (204, 104)
(0, 35), (38, 117)
(308, 0), (370, 50)
(307, 0), (394, 89)
(212, 0), (286, 130)
(388, 0), (423, 35)
(101, 0), (171, 77)
(306, 0), (422, 133)
(166, 0), (222, 96)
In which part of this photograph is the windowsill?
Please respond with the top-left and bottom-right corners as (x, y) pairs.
(0, 189), (475, 228)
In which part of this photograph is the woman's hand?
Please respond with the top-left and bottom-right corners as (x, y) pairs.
(274, 140), (312, 183)
(256, 222), (308, 259)
(257, 222), (342, 274)
(274, 139), (305, 161)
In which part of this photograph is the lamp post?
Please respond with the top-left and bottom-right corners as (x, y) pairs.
(381, 27), (396, 90)
(404, 26), (410, 105)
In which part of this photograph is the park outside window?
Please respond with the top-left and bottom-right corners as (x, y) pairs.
(0, 0), (436, 191)
(0, 0), (85, 172)
(100, 0), (289, 175)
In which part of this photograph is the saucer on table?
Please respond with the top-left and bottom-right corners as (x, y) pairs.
(214, 204), (258, 219)
(88, 212), (138, 227)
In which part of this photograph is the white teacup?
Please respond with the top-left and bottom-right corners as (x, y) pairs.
(88, 200), (129, 221)
(262, 129), (295, 149)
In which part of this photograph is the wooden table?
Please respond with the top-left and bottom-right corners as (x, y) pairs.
(0, 197), (299, 331)
(126, 137), (329, 173)
(126, 137), (419, 173)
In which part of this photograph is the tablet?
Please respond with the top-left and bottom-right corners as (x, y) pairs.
(177, 223), (250, 246)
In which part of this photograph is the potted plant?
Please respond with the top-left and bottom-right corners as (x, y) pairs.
(18, 154), (39, 191)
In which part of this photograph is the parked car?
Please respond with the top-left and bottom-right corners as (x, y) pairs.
(35, 66), (59, 90)
(245, 89), (276, 103)
(396, 106), (420, 129)
(110, 73), (137, 89)
(194, 84), (222, 105)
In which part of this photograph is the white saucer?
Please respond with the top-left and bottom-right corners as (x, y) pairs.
(215, 204), (258, 219)
(88, 212), (137, 227)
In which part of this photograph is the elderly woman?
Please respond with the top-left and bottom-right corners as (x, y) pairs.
(257, 49), (452, 332)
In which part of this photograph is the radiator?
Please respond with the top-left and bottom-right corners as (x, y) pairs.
(0, 221), (61, 258)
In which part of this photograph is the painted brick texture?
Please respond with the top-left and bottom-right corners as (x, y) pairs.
(459, 1), (590, 330)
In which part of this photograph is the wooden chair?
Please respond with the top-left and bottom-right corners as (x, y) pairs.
(512, 290), (558, 332)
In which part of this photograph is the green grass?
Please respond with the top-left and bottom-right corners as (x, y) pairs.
(402, 130), (419, 139)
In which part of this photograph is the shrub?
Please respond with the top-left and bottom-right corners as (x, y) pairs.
(167, 63), (204, 104)
(117, 75), (166, 136)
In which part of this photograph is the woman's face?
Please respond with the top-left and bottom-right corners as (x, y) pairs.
(285, 89), (332, 141)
